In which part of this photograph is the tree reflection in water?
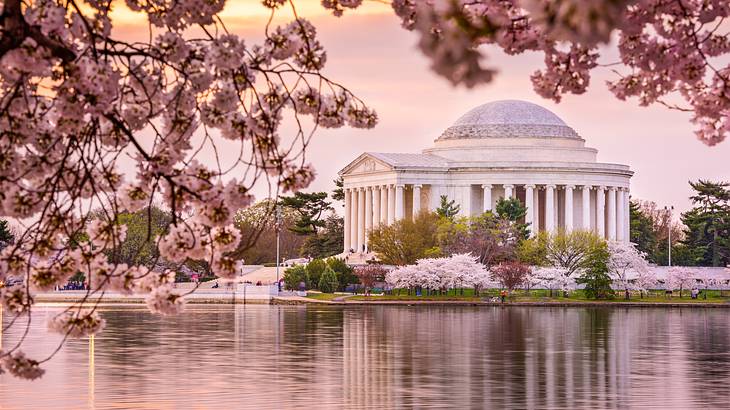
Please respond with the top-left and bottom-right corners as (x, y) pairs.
(1, 305), (729, 409)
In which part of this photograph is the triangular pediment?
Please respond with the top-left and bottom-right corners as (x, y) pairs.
(339, 153), (394, 176)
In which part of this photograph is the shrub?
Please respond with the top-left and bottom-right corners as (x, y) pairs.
(327, 257), (358, 290)
(283, 265), (307, 290)
(318, 267), (339, 293)
(305, 258), (327, 288)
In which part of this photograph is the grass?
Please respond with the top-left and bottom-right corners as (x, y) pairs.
(347, 288), (730, 304)
(305, 292), (344, 301)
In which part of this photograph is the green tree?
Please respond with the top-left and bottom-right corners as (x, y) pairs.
(300, 215), (344, 259)
(108, 206), (172, 267)
(0, 219), (15, 248)
(436, 195), (460, 220)
(305, 258), (327, 288)
(232, 199), (305, 264)
(317, 266), (339, 293)
(332, 177), (344, 202)
(283, 265), (307, 290)
(280, 192), (332, 236)
(680, 180), (730, 267)
(326, 257), (358, 290)
(495, 197), (530, 239)
(368, 211), (441, 265)
(629, 200), (684, 265)
(576, 242), (613, 299)
(516, 231), (549, 266)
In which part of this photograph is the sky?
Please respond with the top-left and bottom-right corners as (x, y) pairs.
(118, 1), (730, 215)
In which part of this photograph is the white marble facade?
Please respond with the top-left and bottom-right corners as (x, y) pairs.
(339, 100), (633, 253)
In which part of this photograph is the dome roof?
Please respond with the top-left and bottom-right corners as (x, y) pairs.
(438, 100), (579, 140)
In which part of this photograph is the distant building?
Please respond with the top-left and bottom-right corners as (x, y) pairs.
(339, 100), (633, 254)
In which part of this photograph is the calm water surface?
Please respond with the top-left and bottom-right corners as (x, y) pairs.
(1, 304), (729, 409)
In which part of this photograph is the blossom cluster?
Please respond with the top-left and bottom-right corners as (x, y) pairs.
(337, 0), (730, 145)
(0, 0), (376, 378)
(385, 254), (497, 290)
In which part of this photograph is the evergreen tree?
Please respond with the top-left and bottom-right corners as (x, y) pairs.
(331, 177), (344, 202)
(495, 197), (530, 239)
(629, 201), (658, 261)
(0, 219), (14, 248)
(436, 195), (460, 220)
(317, 266), (339, 293)
(280, 191), (332, 236)
(300, 215), (344, 258)
(680, 180), (730, 267)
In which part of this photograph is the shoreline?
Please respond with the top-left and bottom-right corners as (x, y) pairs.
(34, 292), (730, 308)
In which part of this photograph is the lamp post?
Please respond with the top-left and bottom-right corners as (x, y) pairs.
(665, 205), (674, 266)
(275, 205), (282, 284)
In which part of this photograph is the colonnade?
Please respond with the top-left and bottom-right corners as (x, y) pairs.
(343, 183), (630, 253)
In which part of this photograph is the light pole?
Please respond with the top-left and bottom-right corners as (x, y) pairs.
(275, 205), (282, 284)
(665, 205), (674, 266)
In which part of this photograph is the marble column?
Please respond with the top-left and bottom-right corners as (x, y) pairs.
(525, 184), (535, 237)
(380, 186), (388, 225)
(461, 185), (472, 216)
(596, 186), (606, 238)
(624, 188), (631, 243)
(504, 184), (514, 199)
(358, 187), (366, 252)
(387, 185), (395, 225)
(607, 187), (617, 241)
(616, 188), (624, 242)
(429, 185), (442, 210)
(482, 184), (492, 212)
(564, 185), (574, 232)
(373, 186), (381, 229)
(582, 185), (591, 230)
(533, 186), (540, 233)
(412, 184), (422, 218)
(545, 184), (556, 233)
(343, 188), (352, 252)
(364, 187), (373, 252)
(395, 184), (405, 220)
(350, 188), (359, 251)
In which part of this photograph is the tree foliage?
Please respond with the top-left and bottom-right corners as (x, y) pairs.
(232, 199), (305, 265)
(280, 192), (333, 236)
(491, 261), (531, 291)
(576, 242), (613, 300)
(107, 206), (172, 267)
(300, 215), (344, 259)
(495, 197), (530, 239)
(680, 180), (730, 267)
(436, 195), (460, 220)
(368, 211), (441, 266)
(317, 267), (339, 294)
(439, 212), (518, 268)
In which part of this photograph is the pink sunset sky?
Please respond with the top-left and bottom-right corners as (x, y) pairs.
(118, 1), (730, 215)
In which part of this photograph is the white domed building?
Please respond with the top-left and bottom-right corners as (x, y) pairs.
(339, 100), (633, 254)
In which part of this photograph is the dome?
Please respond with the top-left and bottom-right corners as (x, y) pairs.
(438, 100), (579, 140)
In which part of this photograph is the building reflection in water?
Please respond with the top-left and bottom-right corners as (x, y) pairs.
(2, 305), (730, 409)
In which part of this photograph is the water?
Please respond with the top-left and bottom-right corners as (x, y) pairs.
(2, 304), (729, 409)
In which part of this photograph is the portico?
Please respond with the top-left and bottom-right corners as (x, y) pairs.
(339, 100), (633, 254)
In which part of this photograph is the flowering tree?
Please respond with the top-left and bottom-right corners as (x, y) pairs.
(607, 241), (651, 299)
(665, 267), (696, 297)
(490, 261), (531, 292)
(384, 254), (492, 294)
(381, 0), (730, 146)
(354, 264), (387, 296)
(532, 266), (573, 295)
(0, 0), (377, 379)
